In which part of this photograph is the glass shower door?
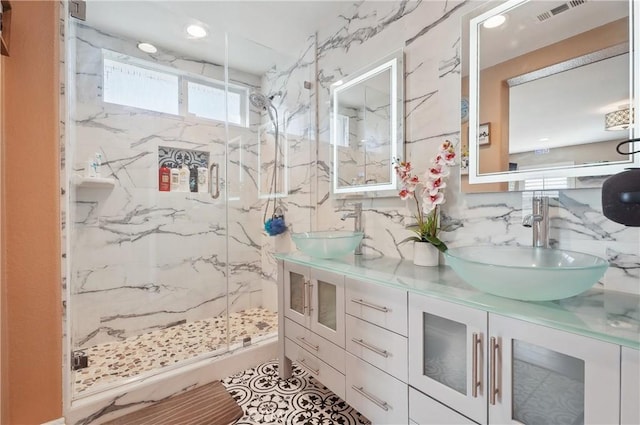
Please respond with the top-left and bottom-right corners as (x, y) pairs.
(67, 6), (231, 396)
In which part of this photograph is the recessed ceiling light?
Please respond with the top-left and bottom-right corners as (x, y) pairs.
(137, 42), (157, 54)
(539, 137), (549, 142)
(186, 24), (207, 39)
(483, 15), (506, 29)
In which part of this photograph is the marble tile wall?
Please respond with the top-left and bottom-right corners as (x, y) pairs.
(258, 36), (317, 310)
(69, 23), (266, 349)
(314, 0), (639, 295)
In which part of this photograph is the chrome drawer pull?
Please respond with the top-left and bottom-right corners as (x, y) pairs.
(471, 332), (482, 398)
(351, 385), (389, 411)
(298, 358), (319, 375)
(490, 336), (501, 405)
(296, 336), (319, 352)
(350, 298), (390, 313)
(351, 338), (389, 358)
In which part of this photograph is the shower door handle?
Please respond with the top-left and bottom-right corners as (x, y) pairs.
(209, 162), (220, 199)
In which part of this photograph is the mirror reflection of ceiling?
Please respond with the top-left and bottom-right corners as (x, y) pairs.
(463, 0), (628, 75)
(338, 70), (390, 109)
(84, 1), (353, 74)
(509, 53), (629, 153)
(477, 0), (630, 157)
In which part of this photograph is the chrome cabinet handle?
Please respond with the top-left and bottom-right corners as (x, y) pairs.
(472, 332), (482, 398)
(351, 385), (389, 411)
(298, 358), (319, 375)
(350, 298), (389, 313)
(351, 338), (389, 358)
(303, 282), (309, 314)
(490, 336), (501, 405)
(296, 336), (319, 352)
(306, 282), (313, 315)
(209, 162), (220, 199)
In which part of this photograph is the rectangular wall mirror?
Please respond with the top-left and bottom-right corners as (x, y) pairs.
(462, 0), (639, 193)
(332, 49), (404, 197)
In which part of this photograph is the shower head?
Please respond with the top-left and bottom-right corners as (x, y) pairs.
(250, 91), (281, 124)
(249, 91), (282, 110)
(249, 92), (271, 110)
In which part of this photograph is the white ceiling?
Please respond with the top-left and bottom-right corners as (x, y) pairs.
(84, 1), (354, 75)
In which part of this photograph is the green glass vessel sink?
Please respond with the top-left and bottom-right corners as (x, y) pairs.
(444, 246), (609, 301)
(291, 231), (364, 259)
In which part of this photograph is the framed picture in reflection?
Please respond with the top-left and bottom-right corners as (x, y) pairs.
(478, 122), (491, 146)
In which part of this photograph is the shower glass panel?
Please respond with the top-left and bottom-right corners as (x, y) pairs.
(66, 2), (314, 398)
(67, 14), (231, 396)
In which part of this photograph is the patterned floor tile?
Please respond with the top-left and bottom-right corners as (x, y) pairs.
(222, 360), (371, 425)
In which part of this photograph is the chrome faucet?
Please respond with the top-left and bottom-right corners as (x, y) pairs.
(341, 202), (363, 255)
(522, 196), (550, 248)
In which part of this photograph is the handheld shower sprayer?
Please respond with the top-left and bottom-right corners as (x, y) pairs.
(250, 91), (287, 235)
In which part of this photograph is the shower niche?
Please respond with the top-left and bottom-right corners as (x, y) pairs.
(157, 146), (211, 193)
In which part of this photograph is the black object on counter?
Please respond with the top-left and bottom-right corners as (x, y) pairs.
(602, 138), (640, 227)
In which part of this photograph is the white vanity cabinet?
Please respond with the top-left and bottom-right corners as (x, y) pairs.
(344, 278), (409, 424)
(283, 262), (345, 348)
(621, 347), (640, 424)
(409, 293), (621, 425)
(280, 262), (346, 398)
(278, 258), (638, 425)
(408, 293), (487, 423)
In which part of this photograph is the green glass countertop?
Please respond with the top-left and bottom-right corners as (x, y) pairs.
(275, 253), (640, 349)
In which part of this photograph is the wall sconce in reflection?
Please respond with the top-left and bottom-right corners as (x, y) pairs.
(605, 107), (632, 131)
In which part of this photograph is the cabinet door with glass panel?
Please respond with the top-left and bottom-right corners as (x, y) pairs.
(488, 313), (620, 425)
(283, 263), (345, 348)
(408, 294), (488, 424)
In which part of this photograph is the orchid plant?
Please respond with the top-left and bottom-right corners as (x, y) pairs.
(394, 140), (456, 253)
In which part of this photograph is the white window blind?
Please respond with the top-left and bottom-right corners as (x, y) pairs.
(187, 81), (245, 126)
(103, 58), (179, 115)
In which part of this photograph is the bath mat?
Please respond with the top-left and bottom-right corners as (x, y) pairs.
(103, 381), (244, 425)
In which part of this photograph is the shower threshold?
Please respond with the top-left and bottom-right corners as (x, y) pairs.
(73, 307), (278, 395)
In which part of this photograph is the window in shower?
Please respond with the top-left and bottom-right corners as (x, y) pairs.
(103, 57), (179, 115)
(103, 51), (248, 127)
(186, 80), (248, 126)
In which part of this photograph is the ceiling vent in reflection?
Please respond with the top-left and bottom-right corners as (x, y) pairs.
(536, 0), (587, 22)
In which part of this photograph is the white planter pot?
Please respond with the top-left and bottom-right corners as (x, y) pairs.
(413, 242), (439, 267)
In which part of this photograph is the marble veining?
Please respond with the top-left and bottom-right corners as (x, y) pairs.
(313, 0), (639, 295)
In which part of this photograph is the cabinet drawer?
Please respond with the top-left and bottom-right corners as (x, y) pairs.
(345, 278), (407, 336)
(409, 387), (477, 424)
(345, 314), (407, 382)
(285, 337), (345, 400)
(285, 318), (345, 373)
(346, 353), (408, 425)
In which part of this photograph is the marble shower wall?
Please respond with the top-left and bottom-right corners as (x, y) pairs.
(69, 23), (269, 348)
(315, 1), (639, 295)
(258, 35), (317, 309)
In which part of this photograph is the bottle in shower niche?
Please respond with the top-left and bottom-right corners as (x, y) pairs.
(170, 164), (180, 191)
(189, 165), (198, 193)
(197, 166), (208, 193)
(179, 162), (190, 192)
(159, 164), (170, 191)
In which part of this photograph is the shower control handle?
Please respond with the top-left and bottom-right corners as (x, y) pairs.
(209, 162), (220, 199)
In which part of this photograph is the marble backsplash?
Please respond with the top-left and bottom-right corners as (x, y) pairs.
(313, 0), (639, 295)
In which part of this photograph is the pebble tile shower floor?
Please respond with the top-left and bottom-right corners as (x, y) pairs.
(74, 308), (278, 394)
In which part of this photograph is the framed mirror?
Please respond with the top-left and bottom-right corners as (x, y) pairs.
(331, 49), (404, 196)
(462, 0), (639, 192)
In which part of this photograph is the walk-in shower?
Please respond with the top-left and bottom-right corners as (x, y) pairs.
(63, 1), (314, 405)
